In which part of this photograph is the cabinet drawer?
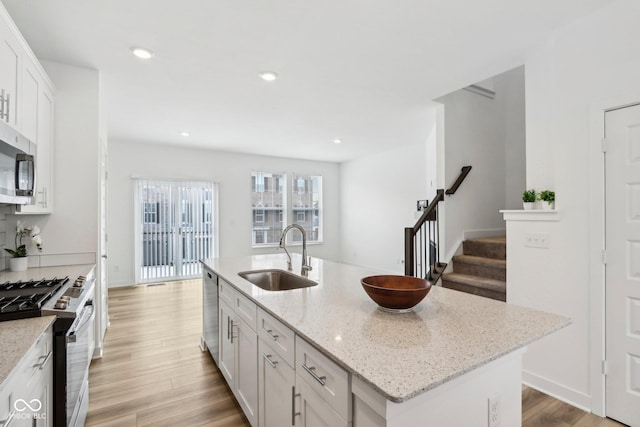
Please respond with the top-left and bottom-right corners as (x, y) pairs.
(234, 291), (257, 332)
(219, 277), (236, 306)
(20, 326), (53, 391)
(257, 308), (295, 367)
(295, 336), (350, 421)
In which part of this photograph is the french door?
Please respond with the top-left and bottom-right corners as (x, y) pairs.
(135, 179), (217, 283)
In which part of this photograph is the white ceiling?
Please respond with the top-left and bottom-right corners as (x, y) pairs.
(3, 0), (613, 162)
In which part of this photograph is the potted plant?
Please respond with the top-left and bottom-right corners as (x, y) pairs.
(522, 189), (537, 210)
(4, 221), (43, 272)
(540, 190), (555, 210)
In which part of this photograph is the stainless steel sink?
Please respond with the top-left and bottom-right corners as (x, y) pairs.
(238, 269), (317, 291)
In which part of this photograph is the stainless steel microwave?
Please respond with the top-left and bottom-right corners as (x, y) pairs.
(0, 119), (35, 204)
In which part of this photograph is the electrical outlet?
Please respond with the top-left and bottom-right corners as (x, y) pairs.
(524, 232), (550, 249)
(488, 395), (500, 427)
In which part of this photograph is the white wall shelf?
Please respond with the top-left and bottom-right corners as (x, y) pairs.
(500, 210), (560, 222)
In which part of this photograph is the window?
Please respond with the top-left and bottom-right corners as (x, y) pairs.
(143, 202), (159, 224)
(251, 171), (286, 246)
(251, 171), (322, 247)
(291, 174), (322, 243)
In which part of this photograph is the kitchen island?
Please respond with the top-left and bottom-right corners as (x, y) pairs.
(202, 254), (569, 426)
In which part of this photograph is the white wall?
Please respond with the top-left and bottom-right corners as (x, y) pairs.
(508, 0), (640, 412)
(436, 66), (525, 257)
(5, 61), (100, 267)
(107, 140), (340, 287)
(339, 137), (431, 273)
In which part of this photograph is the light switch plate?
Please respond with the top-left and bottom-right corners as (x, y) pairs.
(524, 232), (550, 249)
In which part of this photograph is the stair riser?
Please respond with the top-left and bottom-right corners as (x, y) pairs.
(442, 280), (506, 302)
(463, 241), (506, 260)
(453, 262), (506, 281)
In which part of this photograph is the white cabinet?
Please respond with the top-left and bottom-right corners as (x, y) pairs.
(19, 58), (38, 141)
(259, 338), (295, 427)
(0, 324), (53, 427)
(218, 281), (258, 427)
(0, 20), (20, 128)
(14, 69), (54, 214)
(0, 5), (55, 213)
(295, 377), (349, 427)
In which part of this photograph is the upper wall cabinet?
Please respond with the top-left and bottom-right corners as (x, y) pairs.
(0, 4), (56, 213)
(0, 19), (20, 128)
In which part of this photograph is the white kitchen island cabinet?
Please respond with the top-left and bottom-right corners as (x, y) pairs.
(202, 254), (569, 427)
(218, 279), (258, 427)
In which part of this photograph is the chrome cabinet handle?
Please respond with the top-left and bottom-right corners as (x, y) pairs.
(33, 351), (52, 370)
(262, 352), (278, 369)
(266, 329), (279, 341)
(291, 386), (300, 426)
(302, 363), (327, 386)
(0, 410), (16, 427)
(227, 315), (230, 340)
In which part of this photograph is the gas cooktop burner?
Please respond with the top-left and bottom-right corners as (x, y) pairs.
(0, 276), (69, 320)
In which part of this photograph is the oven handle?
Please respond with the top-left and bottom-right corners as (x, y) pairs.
(67, 304), (95, 344)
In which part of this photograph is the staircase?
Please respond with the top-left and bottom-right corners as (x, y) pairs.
(441, 236), (506, 301)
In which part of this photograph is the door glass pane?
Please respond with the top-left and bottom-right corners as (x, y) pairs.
(136, 179), (216, 283)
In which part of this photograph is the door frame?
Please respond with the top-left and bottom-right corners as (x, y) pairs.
(588, 93), (640, 417)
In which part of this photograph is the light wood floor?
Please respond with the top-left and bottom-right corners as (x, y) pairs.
(87, 280), (626, 427)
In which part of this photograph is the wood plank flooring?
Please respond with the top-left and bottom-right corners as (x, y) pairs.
(87, 279), (626, 427)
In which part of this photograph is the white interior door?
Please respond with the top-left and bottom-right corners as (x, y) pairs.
(605, 103), (640, 425)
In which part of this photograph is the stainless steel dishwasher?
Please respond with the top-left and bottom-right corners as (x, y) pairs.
(203, 268), (219, 365)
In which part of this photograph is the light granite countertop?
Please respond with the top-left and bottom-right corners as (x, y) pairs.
(203, 254), (571, 403)
(0, 316), (56, 386)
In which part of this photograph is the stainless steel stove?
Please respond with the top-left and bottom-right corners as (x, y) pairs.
(0, 270), (96, 427)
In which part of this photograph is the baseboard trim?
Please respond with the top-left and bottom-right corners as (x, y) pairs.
(522, 370), (592, 412)
(108, 280), (135, 288)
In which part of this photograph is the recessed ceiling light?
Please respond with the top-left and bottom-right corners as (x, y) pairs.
(131, 47), (154, 59)
(259, 71), (278, 82)
(180, 131), (190, 137)
(333, 139), (342, 144)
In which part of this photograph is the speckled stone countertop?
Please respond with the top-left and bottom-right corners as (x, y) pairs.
(0, 316), (56, 386)
(203, 254), (570, 403)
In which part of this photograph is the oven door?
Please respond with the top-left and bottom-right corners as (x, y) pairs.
(66, 303), (95, 427)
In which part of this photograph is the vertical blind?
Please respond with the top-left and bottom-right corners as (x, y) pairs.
(136, 178), (216, 283)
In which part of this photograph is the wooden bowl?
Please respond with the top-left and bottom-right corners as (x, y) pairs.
(361, 275), (431, 312)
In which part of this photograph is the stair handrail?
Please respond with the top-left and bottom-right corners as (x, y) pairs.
(404, 165), (472, 279)
(445, 166), (472, 195)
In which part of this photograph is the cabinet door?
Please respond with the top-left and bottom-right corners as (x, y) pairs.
(259, 338), (295, 427)
(235, 317), (258, 427)
(16, 82), (54, 214)
(218, 300), (235, 386)
(296, 377), (348, 427)
(0, 22), (20, 128)
(20, 59), (38, 141)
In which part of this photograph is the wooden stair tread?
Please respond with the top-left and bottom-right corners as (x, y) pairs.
(441, 273), (506, 292)
(452, 255), (506, 268)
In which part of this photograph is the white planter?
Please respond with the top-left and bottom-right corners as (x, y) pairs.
(540, 201), (555, 210)
(523, 202), (535, 210)
(9, 256), (28, 272)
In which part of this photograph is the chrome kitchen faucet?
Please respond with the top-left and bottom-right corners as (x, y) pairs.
(279, 224), (312, 276)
